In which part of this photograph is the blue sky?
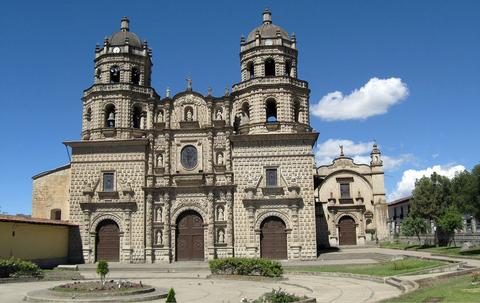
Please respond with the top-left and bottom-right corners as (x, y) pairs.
(0, 1), (479, 215)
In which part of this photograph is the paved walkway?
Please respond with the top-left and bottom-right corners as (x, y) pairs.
(2, 248), (479, 303)
(0, 273), (400, 303)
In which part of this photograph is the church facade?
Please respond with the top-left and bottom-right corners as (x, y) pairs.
(32, 10), (389, 263)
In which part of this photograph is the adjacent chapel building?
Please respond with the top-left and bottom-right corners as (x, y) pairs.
(32, 10), (389, 263)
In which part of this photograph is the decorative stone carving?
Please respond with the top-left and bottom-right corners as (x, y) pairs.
(217, 206), (224, 221)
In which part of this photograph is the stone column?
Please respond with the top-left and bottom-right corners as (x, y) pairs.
(82, 210), (92, 263)
(207, 190), (215, 259)
(164, 191), (172, 263)
(123, 210), (132, 262)
(145, 192), (153, 263)
(226, 189), (234, 247)
(147, 103), (154, 129)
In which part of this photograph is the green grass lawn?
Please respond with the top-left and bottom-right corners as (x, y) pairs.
(285, 258), (445, 277)
(383, 274), (480, 302)
(380, 242), (480, 259)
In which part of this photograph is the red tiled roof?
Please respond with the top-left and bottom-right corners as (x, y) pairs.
(0, 215), (77, 226)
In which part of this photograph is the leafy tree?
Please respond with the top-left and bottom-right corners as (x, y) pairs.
(452, 165), (480, 218)
(401, 215), (430, 244)
(437, 206), (464, 246)
(411, 172), (452, 222)
(96, 260), (109, 285)
(166, 288), (177, 303)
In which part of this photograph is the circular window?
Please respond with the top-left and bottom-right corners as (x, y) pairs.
(181, 145), (198, 169)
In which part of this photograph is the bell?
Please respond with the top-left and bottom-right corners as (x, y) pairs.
(107, 112), (115, 128)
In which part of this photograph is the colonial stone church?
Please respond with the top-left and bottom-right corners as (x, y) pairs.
(32, 10), (388, 263)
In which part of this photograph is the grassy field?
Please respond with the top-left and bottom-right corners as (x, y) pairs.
(383, 274), (480, 302)
(380, 242), (480, 259)
(285, 258), (445, 277)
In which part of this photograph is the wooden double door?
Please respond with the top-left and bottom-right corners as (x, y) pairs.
(338, 216), (357, 245)
(260, 217), (288, 259)
(96, 220), (120, 262)
(176, 211), (204, 261)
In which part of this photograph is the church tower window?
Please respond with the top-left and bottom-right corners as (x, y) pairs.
(247, 61), (255, 79)
(285, 60), (292, 77)
(293, 100), (300, 122)
(110, 65), (120, 83)
(265, 58), (276, 77)
(266, 99), (277, 123)
(105, 104), (116, 128)
(85, 107), (92, 122)
(131, 67), (140, 84)
(132, 105), (142, 129)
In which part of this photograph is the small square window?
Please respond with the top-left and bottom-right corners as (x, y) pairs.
(266, 169), (278, 187)
(103, 173), (115, 192)
(340, 183), (350, 199)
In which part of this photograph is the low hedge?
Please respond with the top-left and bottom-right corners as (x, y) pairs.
(209, 257), (283, 277)
(0, 258), (42, 278)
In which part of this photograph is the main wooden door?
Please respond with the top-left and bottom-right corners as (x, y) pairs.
(176, 211), (204, 261)
(96, 220), (120, 262)
(339, 216), (357, 245)
(260, 217), (287, 259)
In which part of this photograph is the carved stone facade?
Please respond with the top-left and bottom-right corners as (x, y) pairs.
(315, 145), (389, 247)
(32, 10), (388, 263)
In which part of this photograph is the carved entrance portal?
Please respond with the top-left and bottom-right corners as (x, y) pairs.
(176, 211), (204, 261)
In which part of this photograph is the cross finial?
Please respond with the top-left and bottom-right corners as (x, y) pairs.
(186, 77), (192, 91)
(339, 145), (344, 157)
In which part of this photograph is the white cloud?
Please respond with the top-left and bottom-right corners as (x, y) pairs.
(311, 77), (409, 121)
(315, 139), (413, 171)
(388, 164), (466, 201)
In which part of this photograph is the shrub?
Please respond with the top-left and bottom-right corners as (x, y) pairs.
(254, 288), (306, 303)
(209, 258), (283, 278)
(166, 287), (177, 303)
(472, 271), (480, 284)
(0, 258), (41, 278)
(96, 260), (109, 284)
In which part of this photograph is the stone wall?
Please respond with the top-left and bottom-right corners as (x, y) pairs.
(32, 165), (70, 220)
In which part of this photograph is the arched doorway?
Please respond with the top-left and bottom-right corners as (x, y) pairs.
(96, 219), (120, 262)
(338, 216), (357, 245)
(260, 216), (287, 259)
(176, 210), (204, 261)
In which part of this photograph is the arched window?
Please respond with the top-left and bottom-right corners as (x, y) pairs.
(85, 107), (92, 122)
(265, 58), (276, 77)
(266, 99), (277, 123)
(131, 67), (140, 85)
(132, 105), (142, 129)
(293, 100), (300, 122)
(105, 104), (116, 128)
(242, 102), (250, 119)
(110, 65), (120, 83)
(285, 60), (292, 77)
(247, 61), (255, 79)
(184, 106), (194, 121)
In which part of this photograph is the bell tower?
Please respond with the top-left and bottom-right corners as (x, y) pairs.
(81, 17), (159, 141)
(231, 10), (319, 259)
(232, 9), (311, 134)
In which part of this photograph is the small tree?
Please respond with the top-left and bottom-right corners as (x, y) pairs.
(401, 215), (429, 244)
(166, 288), (177, 303)
(96, 260), (109, 285)
(437, 206), (463, 246)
